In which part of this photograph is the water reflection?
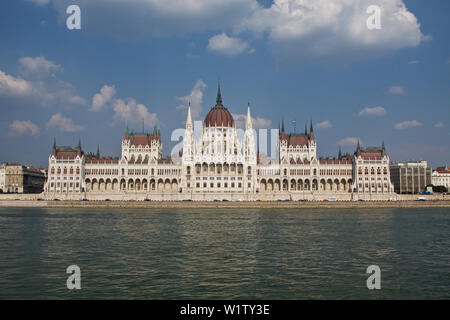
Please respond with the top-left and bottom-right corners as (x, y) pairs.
(0, 207), (448, 299)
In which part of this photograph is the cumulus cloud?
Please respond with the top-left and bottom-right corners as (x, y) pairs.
(394, 120), (422, 129)
(389, 86), (404, 94)
(337, 137), (361, 147)
(207, 33), (252, 56)
(435, 122), (444, 128)
(46, 112), (84, 132)
(358, 106), (386, 117)
(9, 120), (40, 136)
(233, 113), (272, 129)
(51, 0), (258, 38)
(112, 98), (158, 127)
(47, 0), (426, 63)
(90, 85), (116, 112)
(0, 57), (85, 108)
(19, 56), (62, 78)
(315, 120), (332, 129)
(176, 80), (207, 120)
(0, 70), (33, 96)
(240, 0), (427, 64)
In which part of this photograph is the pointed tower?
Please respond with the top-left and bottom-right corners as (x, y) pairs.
(245, 102), (252, 130)
(309, 118), (314, 140)
(53, 137), (56, 150)
(182, 101), (194, 164)
(357, 139), (361, 151)
(216, 82), (222, 106)
(96, 145), (100, 159)
(77, 138), (81, 150)
(338, 147), (342, 159)
(304, 122), (308, 136)
(124, 120), (129, 140)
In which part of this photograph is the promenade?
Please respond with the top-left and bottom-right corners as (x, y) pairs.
(1, 199), (449, 209)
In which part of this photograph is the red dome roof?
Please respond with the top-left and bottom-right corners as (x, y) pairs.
(204, 105), (234, 128)
(204, 83), (234, 128)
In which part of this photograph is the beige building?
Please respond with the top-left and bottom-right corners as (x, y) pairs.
(3, 164), (46, 193)
(390, 161), (432, 194)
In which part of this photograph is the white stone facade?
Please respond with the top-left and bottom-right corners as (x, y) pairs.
(43, 86), (394, 200)
(432, 167), (450, 190)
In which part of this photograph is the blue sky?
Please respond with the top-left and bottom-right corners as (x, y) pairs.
(0, 0), (449, 167)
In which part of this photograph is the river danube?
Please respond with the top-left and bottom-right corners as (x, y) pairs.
(0, 207), (448, 299)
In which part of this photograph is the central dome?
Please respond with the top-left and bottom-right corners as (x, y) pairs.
(204, 84), (234, 128)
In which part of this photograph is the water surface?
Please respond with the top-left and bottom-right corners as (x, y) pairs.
(0, 207), (448, 299)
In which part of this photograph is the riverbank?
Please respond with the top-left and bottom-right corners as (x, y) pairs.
(1, 199), (449, 209)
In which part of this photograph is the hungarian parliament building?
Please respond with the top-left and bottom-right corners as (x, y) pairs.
(43, 85), (394, 201)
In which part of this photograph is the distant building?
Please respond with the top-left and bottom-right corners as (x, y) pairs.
(3, 163), (46, 193)
(432, 166), (450, 191)
(0, 163), (6, 192)
(390, 161), (432, 194)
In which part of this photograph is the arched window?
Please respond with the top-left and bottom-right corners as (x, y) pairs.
(187, 166), (191, 175)
(70, 167), (73, 174)
(76, 167), (80, 174)
(51, 167), (55, 174)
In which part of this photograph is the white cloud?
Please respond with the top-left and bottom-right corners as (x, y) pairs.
(240, 0), (427, 63)
(337, 137), (360, 147)
(0, 57), (85, 108)
(176, 80), (207, 120)
(90, 85), (116, 112)
(435, 122), (444, 128)
(315, 120), (332, 129)
(389, 86), (404, 94)
(233, 113), (271, 129)
(0, 70), (33, 96)
(46, 112), (84, 132)
(112, 98), (158, 127)
(207, 33), (251, 56)
(358, 106), (386, 117)
(394, 120), (422, 130)
(19, 56), (62, 78)
(9, 120), (40, 136)
(51, 0), (258, 38)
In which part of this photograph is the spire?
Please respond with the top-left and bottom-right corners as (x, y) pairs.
(382, 140), (385, 151)
(96, 145), (100, 159)
(357, 139), (361, 151)
(309, 117), (314, 140)
(77, 138), (81, 150)
(246, 102), (252, 129)
(124, 120), (129, 139)
(338, 147), (342, 159)
(53, 137), (56, 150)
(304, 122), (308, 136)
(281, 119), (285, 133)
(216, 82), (222, 106)
(186, 101), (192, 129)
